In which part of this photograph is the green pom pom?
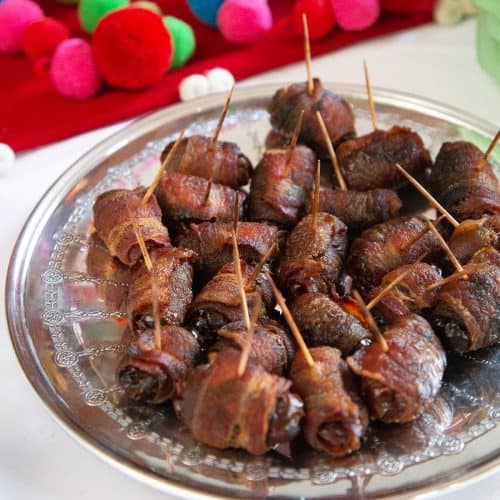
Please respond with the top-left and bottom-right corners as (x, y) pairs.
(78, 0), (130, 34)
(164, 16), (196, 69)
(132, 1), (162, 15)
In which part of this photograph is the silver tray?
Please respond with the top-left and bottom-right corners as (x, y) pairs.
(6, 83), (500, 499)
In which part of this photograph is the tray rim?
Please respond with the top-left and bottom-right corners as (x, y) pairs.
(5, 82), (500, 499)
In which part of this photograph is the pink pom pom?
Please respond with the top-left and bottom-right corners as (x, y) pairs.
(50, 38), (102, 99)
(0, 0), (44, 53)
(330, 0), (380, 31)
(217, 0), (272, 45)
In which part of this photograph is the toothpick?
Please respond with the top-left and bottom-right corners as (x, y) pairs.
(237, 295), (261, 376)
(364, 60), (378, 131)
(151, 254), (162, 350)
(265, 272), (315, 367)
(203, 179), (213, 205)
(426, 219), (464, 273)
(352, 290), (388, 352)
(403, 214), (446, 251)
(142, 130), (185, 205)
(311, 159), (321, 233)
(246, 242), (277, 290)
(476, 130), (500, 170)
(127, 203), (152, 272)
(232, 230), (251, 331)
(209, 85), (234, 152)
(394, 163), (459, 228)
(232, 192), (240, 234)
(283, 109), (304, 175)
(426, 265), (478, 291)
(316, 110), (347, 191)
(302, 13), (314, 97)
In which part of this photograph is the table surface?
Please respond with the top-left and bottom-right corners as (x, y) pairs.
(1, 18), (499, 500)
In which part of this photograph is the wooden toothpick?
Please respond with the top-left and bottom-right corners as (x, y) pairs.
(142, 130), (185, 205)
(394, 163), (459, 228)
(364, 60), (378, 131)
(151, 254), (162, 350)
(127, 203), (152, 272)
(209, 85), (234, 152)
(232, 229), (251, 332)
(352, 290), (389, 352)
(284, 109), (305, 175)
(311, 159), (321, 233)
(203, 179), (213, 205)
(426, 219), (463, 273)
(316, 110), (347, 191)
(237, 295), (261, 376)
(476, 130), (500, 171)
(265, 272), (315, 367)
(426, 265), (479, 291)
(302, 13), (314, 97)
(246, 242), (277, 290)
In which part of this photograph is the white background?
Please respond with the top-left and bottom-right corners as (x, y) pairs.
(1, 18), (499, 500)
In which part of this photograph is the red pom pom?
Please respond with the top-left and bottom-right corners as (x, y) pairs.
(22, 18), (70, 73)
(92, 7), (172, 90)
(293, 0), (336, 39)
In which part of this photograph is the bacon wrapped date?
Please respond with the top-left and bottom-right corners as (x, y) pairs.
(306, 186), (402, 229)
(118, 325), (200, 404)
(347, 314), (446, 423)
(93, 187), (170, 266)
(429, 141), (500, 220)
(279, 213), (348, 297)
(268, 78), (355, 156)
(347, 216), (443, 295)
(186, 260), (273, 345)
(176, 221), (279, 277)
(336, 126), (432, 191)
(432, 247), (500, 353)
(449, 214), (500, 264)
(367, 262), (442, 323)
(247, 146), (316, 226)
(290, 293), (371, 354)
(160, 135), (252, 188)
(155, 172), (245, 224)
(176, 349), (304, 455)
(290, 347), (368, 457)
(127, 246), (196, 329)
(210, 319), (295, 376)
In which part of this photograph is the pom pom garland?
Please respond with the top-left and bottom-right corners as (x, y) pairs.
(205, 67), (235, 93)
(78, 0), (129, 34)
(0, 0), (44, 53)
(292, 0), (336, 39)
(92, 7), (172, 89)
(330, 0), (380, 31)
(50, 38), (102, 99)
(164, 15), (196, 70)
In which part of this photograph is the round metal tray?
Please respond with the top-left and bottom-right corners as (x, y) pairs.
(6, 83), (500, 499)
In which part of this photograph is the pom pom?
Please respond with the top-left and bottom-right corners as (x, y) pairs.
(50, 38), (102, 99)
(132, 1), (162, 14)
(217, 0), (272, 44)
(0, 143), (15, 176)
(78, 0), (129, 34)
(179, 74), (210, 101)
(293, 0), (336, 39)
(330, 0), (380, 31)
(93, 7), (172, 89)
(206, 67), (234, 93)
(22, 18), (70, 74)
(164, 15), (195, 69)
(187, 0), (224, 26)
(0, 0), (44, 53)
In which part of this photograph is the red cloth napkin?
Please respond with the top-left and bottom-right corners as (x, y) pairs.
(0, 1), (431, 152)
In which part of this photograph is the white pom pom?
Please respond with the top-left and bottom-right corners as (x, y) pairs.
(206, 67), (235, 93)
(179, 74), (210, 101)
(0, 143), (15, 176)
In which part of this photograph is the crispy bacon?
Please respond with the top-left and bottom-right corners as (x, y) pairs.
(118, 325), (200, 404)
(290, 347), (368, 457)
(336, 126), (432, 191)
(210, 319), (295, 376)
(347, 216), (443, 295)
(176, 349), (304, 455)
(347, 314), (446, 423)
(290, 293), (371, 354)
(160, 135), (252, 188)
(127, 246), (196, 329)
(93, 187), (170, 266)
(247, 146), (316, 226)
(176, 221), (279, 277)
(367, 262), (442, 323)
(279, 212), (348, 297)
(268, 78), (355, 156)
(155, 172), (245, 223)
(306, 187), (402, 228)
(432, 247), (500, 353)
(429, 141), (500, 220)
